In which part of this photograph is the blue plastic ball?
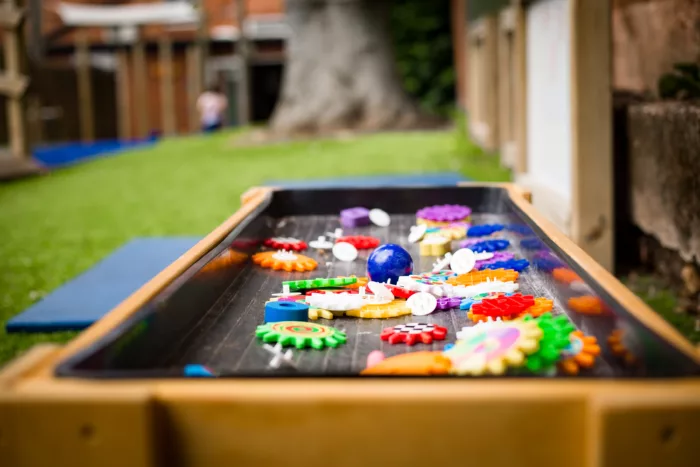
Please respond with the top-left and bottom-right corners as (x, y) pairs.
(367, 243), (413, 284)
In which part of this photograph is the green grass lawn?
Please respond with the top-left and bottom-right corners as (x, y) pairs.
(0, 128), (509, 364)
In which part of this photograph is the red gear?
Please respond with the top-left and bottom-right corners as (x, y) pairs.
(335, 235), (380, 249)
(263, 237), (308, 251)
(471, 293), (535, 318)
(380, 323), (448, 346)
(384, 283), (417, 299)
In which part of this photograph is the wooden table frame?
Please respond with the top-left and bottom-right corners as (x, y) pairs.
(1, 183), (698, 467)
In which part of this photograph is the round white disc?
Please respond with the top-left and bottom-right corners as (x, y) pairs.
(369, 208), (391, 227)
(367, 281), (394, 300)
(408, 224), (427, 243)
(332, 242), (358, 262)
(406, 292), (438, 316)
(450, 248), (476, 275)
(474, 252), (494, 261)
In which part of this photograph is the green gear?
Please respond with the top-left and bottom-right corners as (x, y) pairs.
(522, 312), (576, 373)
(283, 276), (357, 291)
(255, 321), (347, 349)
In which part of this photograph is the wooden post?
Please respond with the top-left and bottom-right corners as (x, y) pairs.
(27, 94), (43, 147)
(235, 0), (251, 126)
(132, 33), (149, 138)
(513, 0), (527, 175)
(498, 7), (515, 168)
(76, 30), (95, 142)
(158, 36), (176, 136)
(116, 48), (132, 141)
(186, 44), (201, 132)
(2, 0), (29, 158)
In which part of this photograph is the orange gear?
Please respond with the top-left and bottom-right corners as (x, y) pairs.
(346, 299), (412, 318)
(252, 250), (317, 272)
(568, 295), (605, 315)
(558, 331), (601, 375)
(522, 297), (554, 317)
(447, 268), (519, 286)
(361, 351), (452, 375)
(552, 267), (582, 285)
(200, 248), (248, 273)
(607, 329), (636, 365)
(344, 276), (369, 289)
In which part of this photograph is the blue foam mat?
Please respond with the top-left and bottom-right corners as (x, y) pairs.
(6, 237), (201, 333)
(266, 171), (466, 189)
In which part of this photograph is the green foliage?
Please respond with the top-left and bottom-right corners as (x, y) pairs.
(658, 62), (700, 100)
(452, 111), (511, 182)
(391, 1), (456, 115)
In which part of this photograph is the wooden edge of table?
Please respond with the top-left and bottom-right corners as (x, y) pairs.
(3, 182), (699, 387)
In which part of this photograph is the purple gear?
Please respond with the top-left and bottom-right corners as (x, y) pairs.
(436, 296), (462, 310)
(416, 204), (472, 223)
(340, 207), (370, 228)
(474, 252), (515, 270)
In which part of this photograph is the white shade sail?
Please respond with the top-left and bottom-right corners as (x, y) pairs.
(57, 2), (200, 27)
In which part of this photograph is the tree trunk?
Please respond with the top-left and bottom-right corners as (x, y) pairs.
(271, 0), (434, 134)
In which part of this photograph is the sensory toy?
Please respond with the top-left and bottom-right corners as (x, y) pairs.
(436, 296), (461, 310)
(552, 267), (583, 285)
(568, 295), (605, 315)
(336, 235), (380, 249)
(419, 235), (451, 256)
(380, 323), (448, 346)
(308, 308), (337, 321)
(470, 293), (536, 318)
(367, 244), (413, 284)
(447, 268), (520, 286)
(309, 236), (334, 250)
(467, 224), (505, 237)
(384, 283), (416, 299)
(333, 242), (358, 262)
(474, 251), (514, 270)
(263, 237), (307, 251)
(252, 250), (318, 272)
(520, 237), (546, 250)
(521, 297), (554, 318)
(361, 351), (452, 375)
(481, 258), (530, 272)
(522, 313), (576, 373)
(443, 319), (543, 375)
(346, 299), (412, 319)
(264, 301), (310, 323)
(306, 293), (366, 311)
(531, 251), (565, 272)
(408, 224), (427, 243)
(416, 204), (472, 225)
(369, 208), (391, 227)
(453, 279), (520, 299)
(432, 252), (452, 272)
(461, 238), (510, 253)
(340, 207), (370, 228)
(284, 276), (357, 291)
(506, 224), (533, 236)
(344, 276), (369, 289)
(449, 248), (476, 274)
(255, 321), (347, 349)
(406, 292), (438, 316)
(558, 331), (601, 375)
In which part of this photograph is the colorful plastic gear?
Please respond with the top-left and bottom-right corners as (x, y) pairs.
(521, 313), (576, 373)
(380, 323), (448, 346)
(467, 224), (505, 238)
(460, 292), (506, 310)
(305, 289), (359, 296)
(436, 296), (462, 310)
(255, 321), (347, 349)
(361, 351), (452, 375)
(419, 235), (452, 256)
(346, 299), (412, 319)
(284, 276), (357, 291)
(521, 297), (554, 318)
(474, 252), (515, 270)
(558, 331), (601, 375)
(306, 292), (366, 311)
(384, 283), (417, 299)
(460, 238), (510, 253)
(335, 235), (380, 249)
(607, 329), (636, 365)
(200, 248), (248, 273)
(520, 238), (546, 250)
(431, 224), (468, 240)
(344, 276), (369, 289)
(531, 251), (565, 272)
(481, 258), (530, 272)
(443, 319), (543, 375)
(447, 268), (520, 286)
(252, 250), (318, 272)
(506, 224), (533, 236)
(552, 267), (583, 285)
(307, 308), (337, 321)
(263, 237), (308, 251)
(470, 293), (536, 318)
(568, 295), (605, 315)
(453, 280), (519, 299)
(416, 204), (472, 225)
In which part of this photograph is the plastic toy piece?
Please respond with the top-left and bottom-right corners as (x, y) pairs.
(347, 299), (412, 319)
(452, 280), (519, 298)
(558, 331), (601, 375)
(333, 242), (358, 262)
(307, 308), (337, 320)
(263, 237), (308, 252)
(366, 350), (386, 369)
(443, 319), (543, 375)
(384, 283), (417, 299)
(450, 248), (476, 274)
(531, 251), (565, 272)
(481, 258), (530, 273)
(607, 329), (636, 365)
(263, 342), (297, 370)
(336, 235), (380, 249)
(460, 238), (510, 253)
(432, 253), (453, 272)
(306, 292), (365, 311)
(326, 228), (344, 239)
(200, 248), (249, 273)
(474, 252), (515, 270)
(455, 317), (504, 339)
(425, 224), (468, 241)
(459, 292), (504, 310)
(470, 293), (536, 318)
(521, 297), (554, 318)
(309, 236), (334, 250)
(284, 276), (357, 291)
(380, 323), (448, 346)
(467, 224), (505, 238)
(406, 292), (438, 316)
(369, 208), (391, 227)
(506, 224), (533, 236)
(419, 235), (452, 256)
(447, 268), (520, 286)
(184, 364), (217, 377)
(255, 321), (347, 349)
(416, 204), (472, 225)
(252, 250), (318, 272)
(552, 267), (583, 285)
(343, 276), (369, 289)
(522, 313), (576, 373)
(304, 289), (358, 296)
(436, 296), (461, 310)
(265, 301), (310, 323)
(408, 224), (428, 243)
(520, 238), (545, 250)
(367, 244), (414, 284)
(340, 207), (370, 228)
(568, 295), (605, 315)
(367, 281), (394, 301)
(361, 351), (452, 375)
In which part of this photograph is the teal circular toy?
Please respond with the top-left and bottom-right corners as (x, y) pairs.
(265, 301), (309, 323)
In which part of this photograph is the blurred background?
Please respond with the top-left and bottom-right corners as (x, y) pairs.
(0, 0), (698, 363)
